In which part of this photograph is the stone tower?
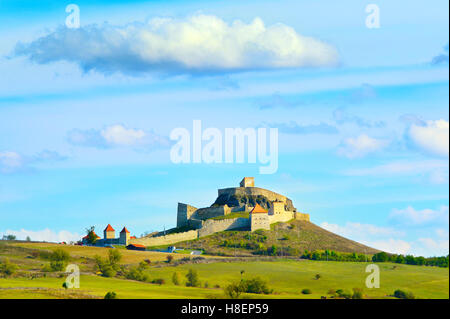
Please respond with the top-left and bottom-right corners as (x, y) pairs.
(104, 224), (115, 239)
(250, 204), (270, 231)
(240, 177), (255, 188)
(120, 227), (130, 245)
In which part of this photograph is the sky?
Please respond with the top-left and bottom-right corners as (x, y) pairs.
(0, 0), (448, 257)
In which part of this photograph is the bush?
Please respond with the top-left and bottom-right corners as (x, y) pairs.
(0, 258), (18, 276)
(315, 274), (321, 280)
(185, 269), (200, 287)
(301, 288), (312, 295)
(166, 255), (174, 263)
(394, 289), (415, 299)
(352, 288), (363, 299)
(152, 278), (165, 285)
(224, 282), (244, 299)
(336, 289), (352, 299)
(125, 266), (150, 282)
(104, 291), (117, 299)
(172, 272), (181, 285)
(241, 277), (272, 294)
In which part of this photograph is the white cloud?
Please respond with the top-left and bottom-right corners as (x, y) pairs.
(409, 119), (449, 157)
(365, 239), (411, 255)
(337, 134), (388, 158)
(14, 14), (339, 75)
(321, 221), (449, 256)
(1, 229), (81, 243)
(0, 150), (67, 174)
(67, 124), (171, 150)
(390, 205), (449, 226)
(0, 151), (25, 173)
(101, 125), (147, 146)
(343, 159), (448, 184)
(321, 221), (404, 239)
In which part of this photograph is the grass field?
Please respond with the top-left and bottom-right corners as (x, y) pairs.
(0, 242), (448, 299)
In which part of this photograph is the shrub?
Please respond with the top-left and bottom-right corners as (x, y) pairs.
(152, 278), (165, 285)
(204, 281), (209, 288)
(224, 282), (244, 299)
(352, 288), (363, 299)
(394, 289), (415, 299)
(315, 274), (321, 280)
(172, 272), (181, 285)
(166, 255), (174, 263)
(104, 291), (117, 299)
(125, 266), (150, 282)
(301, 288), (312, 294)
(186, 269), (200, 287)
(107, 249), (122, 269)
(241, 277), (272, 294)
(0, 258), (18, 276)
(52, 249), (70, 271)
(336, 289), (352, 299)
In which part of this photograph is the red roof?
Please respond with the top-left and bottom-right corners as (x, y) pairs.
(104, 224), (115, 232)
(82, 232), (100, 239)
(130, 236), (136, 239)
(120, 227), (130, 233)
(250, 204), (268, 214)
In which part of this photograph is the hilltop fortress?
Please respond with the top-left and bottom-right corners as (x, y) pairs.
(130, 177), (309, 247)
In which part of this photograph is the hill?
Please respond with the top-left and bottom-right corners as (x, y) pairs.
(157, 220), (380, 257)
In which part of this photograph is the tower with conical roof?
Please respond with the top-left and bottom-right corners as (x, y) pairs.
(120, 227), (130, 245)
(104, 224), (115, 240)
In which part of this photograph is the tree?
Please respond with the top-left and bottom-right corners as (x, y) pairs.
(2, 234), (16, 241)
(26, 236), (31, 242)
(166, 255), (174, 264)
(315, 274), (321, 280)
(107, 249), (122, 270)
(104, 291), (117, 299)
(372, 252), (388, 262)
(185, 269), (200, 287)
(85, 226), (98, 245)
(172, 272), (181, 285)
(49, 249), (70, 271)
(224, 282), (244, 299)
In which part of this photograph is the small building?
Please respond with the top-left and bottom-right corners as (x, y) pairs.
(240, 177), (255, 188)
(250, 203), (270, 231)
(127, 243), (146, 251)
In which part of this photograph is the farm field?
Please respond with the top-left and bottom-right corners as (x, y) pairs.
(0, 242), (448, 299)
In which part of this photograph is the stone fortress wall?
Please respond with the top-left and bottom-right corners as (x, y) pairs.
(130, 177), (310, 247)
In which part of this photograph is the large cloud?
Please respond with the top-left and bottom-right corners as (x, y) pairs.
(14, 15), (339, 75)
(390, 205), (449, 226)
(1, 228), (80, 243)
(408, 119), (449, 157)
(337, 134), (388, 159)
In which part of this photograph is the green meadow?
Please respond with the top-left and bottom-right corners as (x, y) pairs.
(1, 251), (448, 299)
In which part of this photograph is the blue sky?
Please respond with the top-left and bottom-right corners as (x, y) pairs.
(0, 0), (448, 256)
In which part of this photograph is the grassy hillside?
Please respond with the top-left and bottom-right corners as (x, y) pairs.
(0, 242), (448, 299)
(165, 220), (380, 257)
